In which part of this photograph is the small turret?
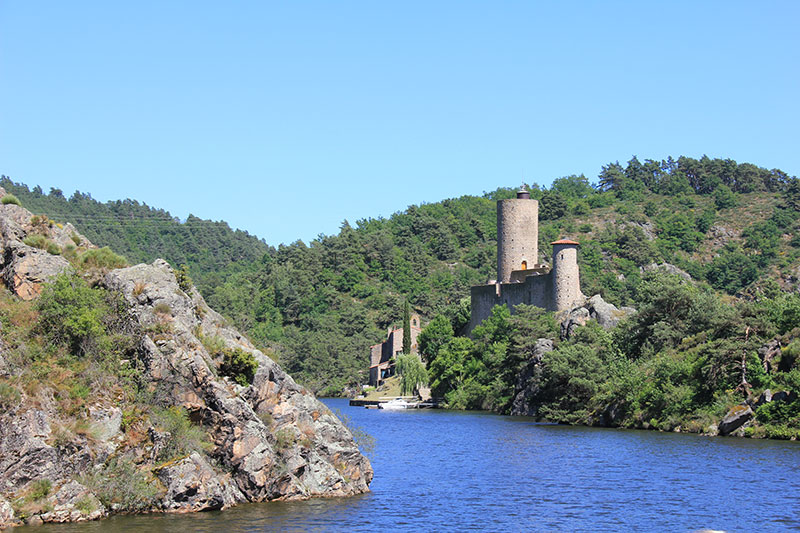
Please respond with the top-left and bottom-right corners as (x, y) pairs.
(551, 239), (581, 311)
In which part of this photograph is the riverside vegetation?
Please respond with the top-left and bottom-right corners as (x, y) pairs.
(1, 154), (799, 434)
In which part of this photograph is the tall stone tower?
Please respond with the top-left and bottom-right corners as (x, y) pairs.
(551, 239), (581, 311)
(496, 189), (538, 283)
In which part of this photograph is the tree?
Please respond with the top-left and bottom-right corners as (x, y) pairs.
(396, 354), (429, 395)
(402, 300), (412, 355)
(417, 315), (454, 362)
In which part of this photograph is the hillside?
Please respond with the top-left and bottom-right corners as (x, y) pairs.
(0, 177), (272, 296)
(2, 155), (799, 396)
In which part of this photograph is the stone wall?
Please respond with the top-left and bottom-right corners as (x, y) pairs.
(468, 273), (553, 333)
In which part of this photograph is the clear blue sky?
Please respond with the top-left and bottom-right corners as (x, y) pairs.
(1, 2), (798, 245)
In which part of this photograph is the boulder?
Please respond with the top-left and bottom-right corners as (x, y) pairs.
(718, 405), (754, 436)
(156, 452), (243, 512)
(757, 339), (782, 373)
(560, 294), (636, 339)
(40, 481), (105, 523)
(561, 306), (590, 339)
(0, 243), (71, 300)
(641, 262), (692, 281)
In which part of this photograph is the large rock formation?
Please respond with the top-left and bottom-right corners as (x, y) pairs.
(560, 294), (636, 339)
(0, 197), (372, 528)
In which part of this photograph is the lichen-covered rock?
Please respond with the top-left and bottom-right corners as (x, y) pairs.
(40, 481), (106, 523)
(718, 405), (754, 436)
(509, 339), (554, 417)
(156, 452), (243, 512)
(104, 260), (372, 503)
(560, 294), (635, 339)
(0, 189), (91, 300)
(0, 496), (18, 529)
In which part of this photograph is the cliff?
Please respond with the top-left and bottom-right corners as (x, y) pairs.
(0, 190), (372, 527)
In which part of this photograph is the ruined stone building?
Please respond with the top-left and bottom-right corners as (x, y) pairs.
(468, 189), (584, 332)
(368, 314), (422, 387)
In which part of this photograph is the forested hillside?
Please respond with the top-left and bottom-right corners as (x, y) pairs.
(0, 177), (271, 295)
(3, 155), (799, 396)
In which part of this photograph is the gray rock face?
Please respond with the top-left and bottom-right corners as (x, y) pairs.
(509, 339), (554, 417)
(0, 496), (18, 528)
(156, 452), (243, 512)
(0, 190), (90, 300)
(104, 260), (372, 503)
(0, 199), (371, 524)
(758, 339), (782, 373)
(641, 262), (692, 281)
(40, 481), (106, 523)
(560, 294), (635, 339)
(718, 405), (754, 436)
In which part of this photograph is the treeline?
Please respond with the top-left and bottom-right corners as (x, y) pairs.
(0, 177), (271, 294)
(420, 273), (800, 438)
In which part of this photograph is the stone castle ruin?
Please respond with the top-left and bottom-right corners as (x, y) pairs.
(468, 189), (584, 332)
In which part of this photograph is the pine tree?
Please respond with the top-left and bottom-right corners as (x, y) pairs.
(402, 300), (412, 355)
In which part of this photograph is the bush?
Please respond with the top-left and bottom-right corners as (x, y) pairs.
(83, 457), (160, 512)
(396, 354), (428, 395)
(220, 347), (259, 386)
(713, 184), (737, 210)
(151, 406), (211, 462)
(36, 274), (107, 354)
(1, 194), (21, 206)
(80, 247), (128, 270)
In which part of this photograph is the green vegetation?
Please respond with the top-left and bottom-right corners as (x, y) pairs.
(150, 406), (211, 462)
(3, 155), (799, 399)
(1, 194), (21, 206)
(424, 272), (800, 437)
(83, 457), (160, 512)
(219, 347), (259, 386)
(395, 354), (428, 395)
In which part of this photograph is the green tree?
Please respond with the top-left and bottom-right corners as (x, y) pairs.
(396, 354), (429, 395)
(402, 300), (412, 355)
(417, 315), (454, 362)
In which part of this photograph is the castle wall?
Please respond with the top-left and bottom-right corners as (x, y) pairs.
(497, 198), (538, 283)
(468, 273), (554, 333)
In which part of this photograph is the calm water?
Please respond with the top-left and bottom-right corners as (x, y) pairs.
(37, 398), (800, 532)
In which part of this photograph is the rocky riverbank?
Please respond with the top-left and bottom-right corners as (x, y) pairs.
(0, 191), (372, 528)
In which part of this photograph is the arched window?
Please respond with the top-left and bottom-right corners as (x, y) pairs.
(521, 260), (527, 270)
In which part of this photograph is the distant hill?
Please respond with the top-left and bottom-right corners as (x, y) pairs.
(3, 155), (799, 393)
(0, 177), (271, 294)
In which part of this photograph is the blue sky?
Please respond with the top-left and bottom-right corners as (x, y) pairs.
(1, 2), (798, 245)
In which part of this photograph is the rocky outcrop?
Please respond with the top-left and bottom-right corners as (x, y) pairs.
(509, 339), (554, 417)
(104, 259), (372, 503)
(640, 262), (692, 281)
(718, 405), (754, 436)
(0, 187), (90, 300)
(560, 294), (635, 339)
(0, 199), (372, 527)
(156, 453), (242, 512)
(40, 481), (106, 523)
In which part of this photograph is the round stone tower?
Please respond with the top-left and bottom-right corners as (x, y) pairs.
(551, 239), (582, 311)
(496, 189), (539, 283)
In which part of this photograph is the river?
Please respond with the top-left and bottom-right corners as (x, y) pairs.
(37, 398), (800, 532)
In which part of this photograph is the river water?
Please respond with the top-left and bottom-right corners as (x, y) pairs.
(38, 398), (800, 532)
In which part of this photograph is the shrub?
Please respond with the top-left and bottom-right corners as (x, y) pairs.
(22, 234), (47, 249)
(151, 406), (211, 462)
(0, 382), (20, 409)
(175, 264), (193, 293)
(28, 479), (52, 501)
(83, 457), (160, 512)
(220, 347), (259, 386)
(80, 247), (128, 270)
(70, 233), (81, 246)
(1, 194), (21, 206)
(36, 274), (107, 354)
(45, 242), (61, 255)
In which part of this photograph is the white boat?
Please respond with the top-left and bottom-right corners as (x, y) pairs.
(379, 398), (411, 410)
